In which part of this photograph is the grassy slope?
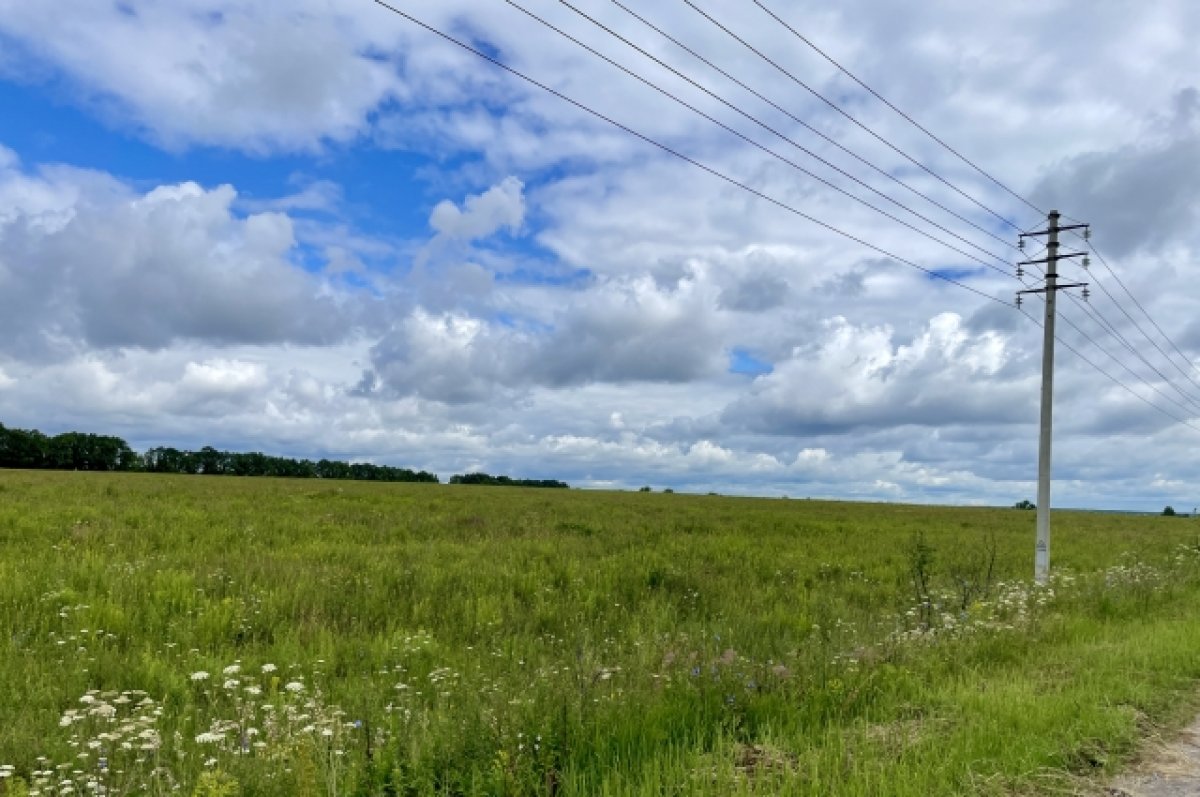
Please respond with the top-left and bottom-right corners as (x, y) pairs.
(1, 470), (1199, 795)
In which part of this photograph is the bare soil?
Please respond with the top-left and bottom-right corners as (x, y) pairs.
(1103, 715), (1200, 796)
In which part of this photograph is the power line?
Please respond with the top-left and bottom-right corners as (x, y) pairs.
(372, 0), (1012, 306)
(678, 0), (1024, 232)
(1073, 246), (1200, 397)
(1012, 240), (1200, 436)
(1062, 291), (1200, 414)
(1019, 306), (1200, 434)
(1017, 252), (1200, 412)
(1022, 249), (1200, 412)
(1057, 300), (1200, 417)
(1073, 232), (1200, 390)
(752, 0), (1044, 219)
(501, 0), (1015, 277)
(606, 0), (1016, 253)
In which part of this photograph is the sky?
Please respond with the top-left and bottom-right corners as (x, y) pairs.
(0, 0), (1198, 509)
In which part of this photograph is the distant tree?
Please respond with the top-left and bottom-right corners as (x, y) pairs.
(638, 486), (652, 493)
(1013, 500), (1036, 510)
(1, 421), (439, 483)
(663, 488), (674, 494)
(1163, 506), (1177, 517)
(449, 472), (567, 488)
(0, 424), (48, 468)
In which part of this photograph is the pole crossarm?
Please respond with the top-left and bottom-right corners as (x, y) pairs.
(1020, 222), (1090, 237)
(1018, 282), (1088, 296)
(1017, 252), (1087, 267)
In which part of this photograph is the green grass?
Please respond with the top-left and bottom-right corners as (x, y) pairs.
(2, 470), (1200, 795)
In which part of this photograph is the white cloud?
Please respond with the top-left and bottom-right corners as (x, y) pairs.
(180, 359), (269, 397)
(724, 313), (1032, 434)
(0, 1), (403, 152)
(0, 166), (359, 356)
(429, 177), (525, 240)
(365, 271), (727, 402)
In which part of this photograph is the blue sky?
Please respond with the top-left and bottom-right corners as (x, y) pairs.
(0, 0), (1199, 509)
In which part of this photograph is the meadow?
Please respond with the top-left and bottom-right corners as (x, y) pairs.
(2, 470), (1200, 796)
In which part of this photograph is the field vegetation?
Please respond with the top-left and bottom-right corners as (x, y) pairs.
(2, 471), (1200, 795)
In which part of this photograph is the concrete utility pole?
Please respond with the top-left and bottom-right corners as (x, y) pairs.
(1017, 211), (1090, 583)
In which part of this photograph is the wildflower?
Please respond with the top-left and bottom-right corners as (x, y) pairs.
(222, 679), (239, 690)
(284, 681), (305, 693)
(190, 671), (210, 682)
(261, 663), (277, 674)
(222, 664), (241, 676)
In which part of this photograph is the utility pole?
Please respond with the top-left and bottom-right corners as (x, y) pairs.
(1016, 210), (1090, 583)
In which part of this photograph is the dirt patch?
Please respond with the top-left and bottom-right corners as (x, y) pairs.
(1102, 715), (1200, 796)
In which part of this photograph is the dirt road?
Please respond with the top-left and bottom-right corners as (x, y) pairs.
(1104, 715), (1200, 796)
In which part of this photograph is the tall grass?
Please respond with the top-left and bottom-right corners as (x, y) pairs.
(1, 471), (1199, 795)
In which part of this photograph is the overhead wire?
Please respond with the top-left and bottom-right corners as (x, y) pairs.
(371, 0), (1013, 306)
(1014, 252), (1200, 422)
(1018, 253), (1200, 413)
(606, 0), (1016, 252)
(1062, 290), (1200, 413)
(1067, 226), (1200, 389)
(1018, 306), (1200, 433)
(678, 0), (1026, 232)
(501, 0), (1015, 277)
(661, 0), (1200, 411)
(752, 0), (1044, 218)
(1058, 297), (1200, 417)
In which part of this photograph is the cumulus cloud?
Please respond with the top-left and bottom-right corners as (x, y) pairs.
(1032, 87), (1200, 258)
(719, 273), (791, 312)
(0, 166), (357, 358)
(0, 0), (402, 151)
(363, 273), (726, 403)
(429, 177), (525, 240)
(724, 313), (1033, 434)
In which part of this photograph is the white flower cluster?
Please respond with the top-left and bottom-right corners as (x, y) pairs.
(27, 690), (170, 796)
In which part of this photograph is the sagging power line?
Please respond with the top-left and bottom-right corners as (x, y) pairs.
(371, 0), (1011, 305)
(502, 0), (1017, 277)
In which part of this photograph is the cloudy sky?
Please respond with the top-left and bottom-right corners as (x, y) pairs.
(1, 0), (1198, 508)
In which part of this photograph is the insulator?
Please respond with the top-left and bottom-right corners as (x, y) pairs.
(1082, 287), (1090, 302)
(1016, 265), (1024, 278)
(1083, 227), (1091, 241)
(1018, 238), (1026, 250)
(1016, 295), (1023, 308)
(1082, 256), (1090, 269)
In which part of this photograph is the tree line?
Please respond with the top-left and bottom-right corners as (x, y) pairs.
(0, 422), (570, 488)
(0, 422), (436, 483)
(448, 472), (569, 489)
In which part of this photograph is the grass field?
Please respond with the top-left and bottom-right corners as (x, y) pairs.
(2, 471), (1200, 796)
